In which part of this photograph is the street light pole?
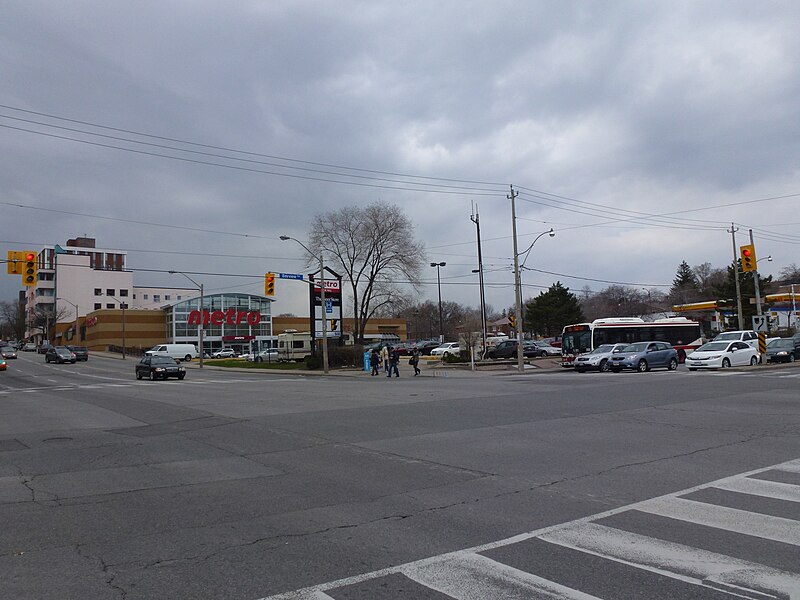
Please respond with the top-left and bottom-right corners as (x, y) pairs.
(169, 271), (204, 369)
(470, 205), (487, 358)
(430, 262), (446, 342)
(56, 297), (79, 344)
(281, 236), (329, 374)
(108, 294), (126, 360)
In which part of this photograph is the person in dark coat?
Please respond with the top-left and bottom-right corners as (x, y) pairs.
(370, 347), (381, 376)
(410, 348), (421, 376)
(387, 346), (400, 377)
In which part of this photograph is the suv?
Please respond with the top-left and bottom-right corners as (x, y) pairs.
(66, 345), (89, 361)
(712, 330), (759, 350)
(609, 341), (679, 372)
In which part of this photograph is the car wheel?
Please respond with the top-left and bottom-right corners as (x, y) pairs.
(184, 354), (192, 362)
(721, 358), (731, 368)
(136, 371), (142, 380)
(443, 352), (450, 358)
(749, 356), (758, 366)
(637, 359), (649, 373)
(178, 374), (185, 380)
(789, 353), (796, 363)
(599, 359), (609, 372)
(668, 357), (678, 371)
(540, 351), (547, 358)
(255, 357), (263, 363)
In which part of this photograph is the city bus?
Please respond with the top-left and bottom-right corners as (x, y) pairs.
(561, 317), (704, 367)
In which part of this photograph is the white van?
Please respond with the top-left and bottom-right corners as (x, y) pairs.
(144, 343), (199, 362)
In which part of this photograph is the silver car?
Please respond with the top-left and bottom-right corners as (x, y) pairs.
(609, 341), (679, 372)
(573, 343), (627, 373)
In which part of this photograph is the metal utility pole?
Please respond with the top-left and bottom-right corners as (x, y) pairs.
(430, 262), (446, 342)
(749, 229), (762, 317)
(509, 185), (524, 373)
(470, 204), (487, 358)
(169, 271), (204, 368)
(728, 223), (744, 330)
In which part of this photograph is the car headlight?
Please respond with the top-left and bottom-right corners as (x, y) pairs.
(777, 351), (788, 356)
(709, 355), (721, 360)
(179, 367), (185, 371)
(155, 367), (165, 372)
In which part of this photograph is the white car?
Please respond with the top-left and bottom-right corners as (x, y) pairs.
(573, 343), (627, 372)
(211, 348), (237, 359)
(246, 349), (279, 363)
(430, 342), (461, 358)
(686, 340), (759, 370)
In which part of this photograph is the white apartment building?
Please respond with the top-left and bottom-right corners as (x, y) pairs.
(24, 237), (195, 341)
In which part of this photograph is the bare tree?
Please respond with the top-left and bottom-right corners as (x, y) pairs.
(308, 202), (425, 343)
(0, 300), (26, 341)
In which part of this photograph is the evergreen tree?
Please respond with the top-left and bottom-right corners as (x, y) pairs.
(669, 261), (700, 305)
(524, 282), (584, 337)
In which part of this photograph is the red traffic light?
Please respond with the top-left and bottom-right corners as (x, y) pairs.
(742, 248), (751, 257)
(25, 253), (35, 261)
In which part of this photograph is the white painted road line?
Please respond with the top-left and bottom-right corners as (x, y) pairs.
(258, 457), (800, 600)
(638, 496), (800, 546)
(713, 476), (800, 503)
(401, 552), (603, 600)
(539, 522), (800, 599)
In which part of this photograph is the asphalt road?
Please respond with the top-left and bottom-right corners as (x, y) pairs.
(1, 351), (799, 599)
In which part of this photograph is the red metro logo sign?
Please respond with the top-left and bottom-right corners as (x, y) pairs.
(187, 309), (262, 326)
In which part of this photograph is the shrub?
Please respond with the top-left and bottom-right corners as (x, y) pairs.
(304, 354), (322, 370)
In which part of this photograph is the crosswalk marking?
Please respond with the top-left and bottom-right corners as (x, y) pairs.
(638, 496), (800, 546)
(401, 553), (602, 600)
(260, 458), (800, 600)
(539, 522), (800, 598)
(0, 377), (307, 395)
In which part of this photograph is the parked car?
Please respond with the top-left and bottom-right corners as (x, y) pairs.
(247, 348), (280, 362)
(211, 348), (237, 359)
(0, 346), (17, 360)
(430, 342), (461, 358)
(0, 356), (6, 371)
(44, 346), (77, 364)
(486, 340), (538, 359)
(712, 330), (759, 350)
(66, 345), (89, 361)
(686, 340), (759, 370)
(414, 340), (442, 355)
(573, 343), (627, 373)
(529, 340), (561, 357)
(609, 341), (679, 372)
(136, 356), (186, 380)
(23, 342), (38, 352)
(37, 342), (52, 354)
(765, 338), (800, 363)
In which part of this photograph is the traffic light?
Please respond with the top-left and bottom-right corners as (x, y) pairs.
(740, 244), (756, 272)
(7, 251), (21, 274)
(331, 319), (338, 331)
(264, 272), (275, 296)
(508, 314), (516, 329)
(22, 252), (37, 286)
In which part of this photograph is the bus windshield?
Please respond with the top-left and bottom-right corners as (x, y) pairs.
(562, 329), (591, 354)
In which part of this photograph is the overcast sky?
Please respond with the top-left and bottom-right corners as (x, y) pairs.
(2, 1), (799, 319)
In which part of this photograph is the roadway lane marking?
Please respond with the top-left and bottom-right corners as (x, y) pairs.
(401, 552), (602, 600)
(259, 457), (800, 600)
(637, 496), (800, 546)
(712, 476), (800, 503)
(539, 522), (800, 598)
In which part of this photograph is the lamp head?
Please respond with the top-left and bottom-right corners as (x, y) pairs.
(279, 235), (290, 241)
(548, 228), (555, 237)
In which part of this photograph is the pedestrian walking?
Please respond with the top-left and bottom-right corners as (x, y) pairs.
(380, 344), (389, 374)
(410, 347), (421, 376)
(370, 347), (381, 376)
(387, 346), (400, 377)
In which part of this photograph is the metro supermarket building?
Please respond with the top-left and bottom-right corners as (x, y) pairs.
(78, 291), (408, 354)
(82, 293), (273, 355)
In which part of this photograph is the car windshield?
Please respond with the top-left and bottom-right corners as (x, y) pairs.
(590, 345), (617, 354)
(697, 342), (730, 352)
(768, 339), (793, 348)
(151, 357), (178, 365)
(714, 332), (741, 341)
(622, 342), (649, 352)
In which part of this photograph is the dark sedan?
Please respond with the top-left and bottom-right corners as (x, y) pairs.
(45, 347), (77, 364)
(765, 338), (800, 363)
(136, 356), (186, 380)
(486, 340), (539, 360)
(66, 345), (89, 361)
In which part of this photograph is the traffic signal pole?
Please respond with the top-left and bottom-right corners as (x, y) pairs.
(749, 229), (763, 317)
(728, 223), (744, 330)
(509, 185), (525, 373)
